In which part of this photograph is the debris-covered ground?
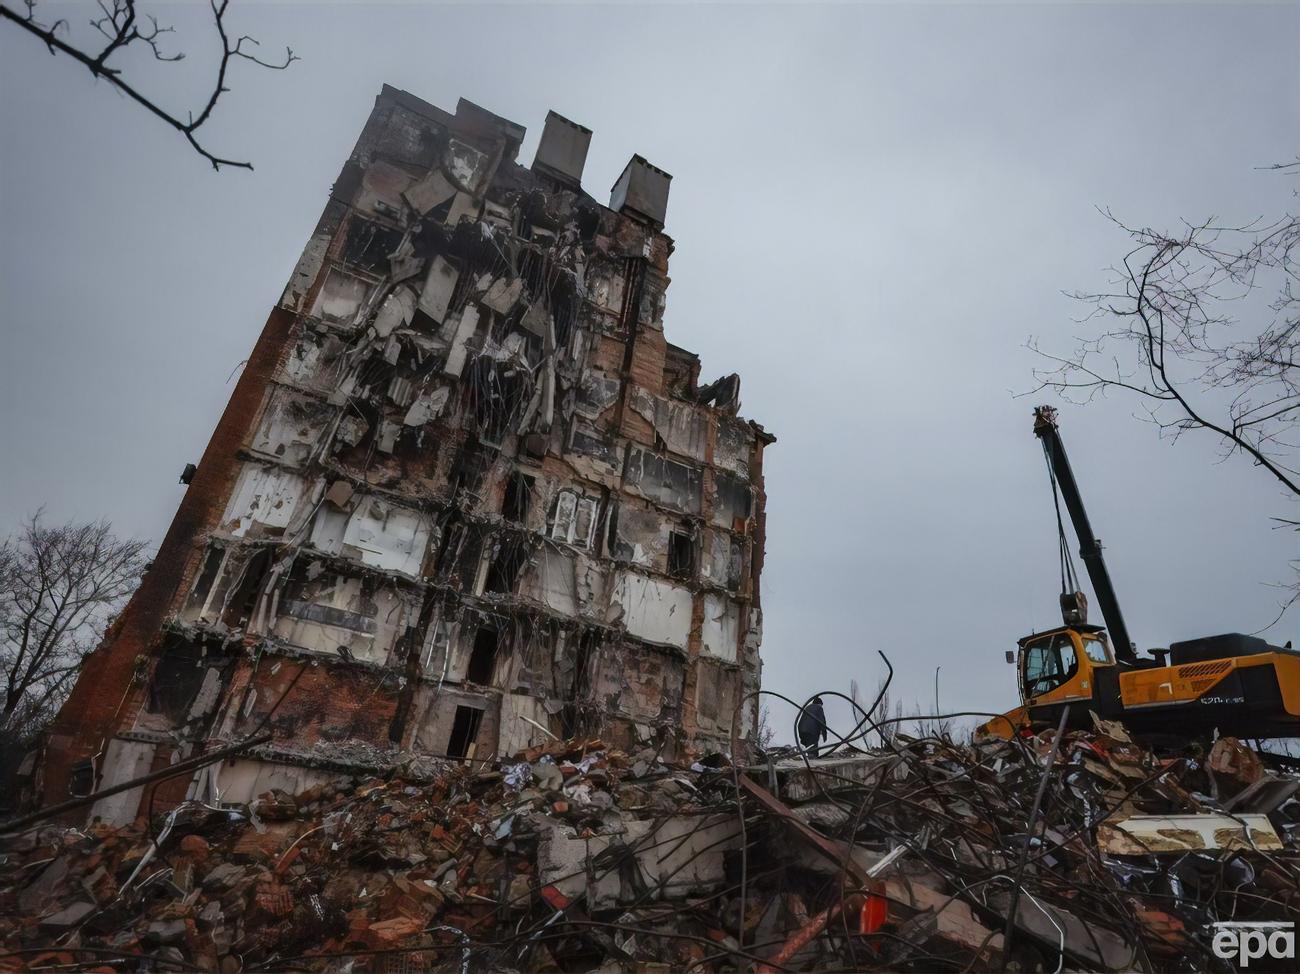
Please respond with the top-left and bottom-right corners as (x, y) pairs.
(3, 723), (1299, 972)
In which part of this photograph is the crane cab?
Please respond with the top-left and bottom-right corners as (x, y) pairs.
(979, 626), (1116, 739)
(1019, 626), (1114, 706)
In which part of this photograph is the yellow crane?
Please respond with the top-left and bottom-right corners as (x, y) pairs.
(979, 407), (1300, 742)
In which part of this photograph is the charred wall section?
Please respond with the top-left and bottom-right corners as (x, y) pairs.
(41, 87), (774, 822)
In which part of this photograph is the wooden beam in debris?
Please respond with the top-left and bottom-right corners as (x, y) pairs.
(737, 772), (874, 886)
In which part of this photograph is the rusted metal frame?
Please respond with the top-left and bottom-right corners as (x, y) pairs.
(756, 902), (845, 974)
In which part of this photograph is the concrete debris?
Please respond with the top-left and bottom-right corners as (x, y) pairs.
(1097, 813), (1285, 854)
(5, 726), (1299, 972)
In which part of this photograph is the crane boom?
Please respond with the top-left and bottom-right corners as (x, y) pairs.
(1033, 406), (1136, 663)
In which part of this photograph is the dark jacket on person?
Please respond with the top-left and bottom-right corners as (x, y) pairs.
(797, 699), (828, 748)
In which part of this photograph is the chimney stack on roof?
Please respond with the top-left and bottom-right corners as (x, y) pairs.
(610, 155), (672, 229)
(532, 110), (592, 189)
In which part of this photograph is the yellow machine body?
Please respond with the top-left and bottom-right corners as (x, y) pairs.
(978, 627), (1300, 741)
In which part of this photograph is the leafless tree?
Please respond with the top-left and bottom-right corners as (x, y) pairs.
(0, 0), (296, 170)
(754, 704), (776, 751)
(1031, 163), (1300, 621)
(869, 676), (904, 747)
(0, 513), (149, 747)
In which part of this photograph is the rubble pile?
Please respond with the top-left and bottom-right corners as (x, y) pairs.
(2, 723), (1299, 972)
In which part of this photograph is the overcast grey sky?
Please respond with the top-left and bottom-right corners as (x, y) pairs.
(2, 1), (1298, 739)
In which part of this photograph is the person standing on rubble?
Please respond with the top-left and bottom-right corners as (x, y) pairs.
(798, 696), (829, 758)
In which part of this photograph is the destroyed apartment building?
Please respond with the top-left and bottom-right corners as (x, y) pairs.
(34, 86), (773, 821)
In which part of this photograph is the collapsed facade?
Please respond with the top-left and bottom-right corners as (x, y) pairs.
(38, 86), (773, 821)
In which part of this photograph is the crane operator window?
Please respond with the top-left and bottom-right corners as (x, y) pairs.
(1023, 634), (1078, 698)
(1082, 634), (1112, 665)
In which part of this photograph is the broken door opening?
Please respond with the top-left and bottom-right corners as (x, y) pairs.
(560, 630), (600, 739)
(467, 625), (501, 685)
(446, 705), (484, 760)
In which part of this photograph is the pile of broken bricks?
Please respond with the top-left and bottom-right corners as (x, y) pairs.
(2, 724), (1299, 972)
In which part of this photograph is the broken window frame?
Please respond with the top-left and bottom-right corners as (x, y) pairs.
(422, 612), (457, 681)
(223, 548), (274, 631)
(185, 543), (233, 624)
(549, 489), (599, 549)
(704, 530), (748, 592)
(623, 447), (703, 514)
(339, 216), (406, 276)
(144, 639), (215, 724)
(308, 265), (379, 329)
(67, 759), (96, 797)
(713, 470), (754, 529)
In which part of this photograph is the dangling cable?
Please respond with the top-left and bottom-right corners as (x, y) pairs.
(1042, 439), (1079, 596)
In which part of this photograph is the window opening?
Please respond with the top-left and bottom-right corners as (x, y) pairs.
(68, 759), (95, 797)
(466, 626), (500, 685)
(668, 531), (694, 578)
(1083, 635), (1112, 665)
(484, 539), (529, 594)
(551, 491), (577, 540)
(1022, 633), (1080, 699)
(186, 546), (227, 620)
(502, 473), (533, 523)
(446, 705), (484, 760)
(223, 549), (273, 629)
(433, 522), (466, 578)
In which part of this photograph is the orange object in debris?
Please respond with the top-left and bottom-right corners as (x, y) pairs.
(540, 884), (573, 910)
(859, 893), (887, 933)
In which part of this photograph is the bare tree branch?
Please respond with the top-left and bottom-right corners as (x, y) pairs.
(1032, 211), (1300, 496)
(0, 0), (296, 170)
(1029, 169), (1300, 623)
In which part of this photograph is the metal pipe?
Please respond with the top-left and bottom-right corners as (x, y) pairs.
(1000, 704), (1070, 969)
